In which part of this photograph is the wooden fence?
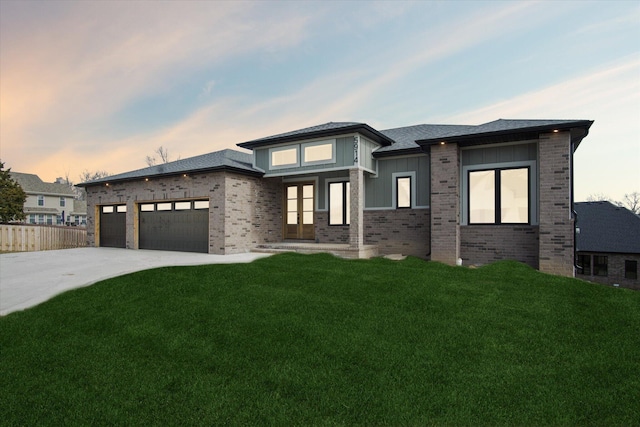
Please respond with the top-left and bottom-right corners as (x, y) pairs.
(0, 224), (87, 252)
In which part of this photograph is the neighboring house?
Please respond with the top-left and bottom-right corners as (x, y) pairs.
(575, 201), (640, 290)
(9, 173), (87, 226)
(79, 118), (593, 278)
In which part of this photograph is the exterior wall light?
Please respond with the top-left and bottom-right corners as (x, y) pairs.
(440, 141), (446, 145)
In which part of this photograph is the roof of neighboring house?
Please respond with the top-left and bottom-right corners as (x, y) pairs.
(237, 122), (396, 149)
(10, 172), (76, 197)
(575, 201), (640, 254)
(79, 149), (258, 186)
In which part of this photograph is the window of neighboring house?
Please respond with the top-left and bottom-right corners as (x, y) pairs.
(37, 195), (44, 206)
(28, 214), (36, 224)
(396, 176), (411, 208)
(577, 254), (591, 275)
(468, 167), (529, 224)
(593, 255), (608, 277)
(625, 260), (638, 280)
(60, 197), (66, 207)
(38, 214), (44, 224)
(328, 181), (350, 226)
(270, 146), (299, 169)
(46, 215), (53, 225)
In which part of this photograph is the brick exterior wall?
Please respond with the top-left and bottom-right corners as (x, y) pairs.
(538, 132), (574, 277)
(85, 171), (281, 254)
(576, 252), (640, 290)
(460, 225), (539, 268)
(315, 212), (349, 243)
(430, 143), (460, 265)
(364, 209), (430, 258)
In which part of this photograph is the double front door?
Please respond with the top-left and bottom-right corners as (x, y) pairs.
(284, 183), (314, 240)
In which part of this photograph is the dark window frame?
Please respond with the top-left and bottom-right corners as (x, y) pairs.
(328, 181), (350, 226)
(396, 176), (412, 209)
(593, 255), (608, 277)
(577, 254), (591, 275)
(468, 166), (530, 225)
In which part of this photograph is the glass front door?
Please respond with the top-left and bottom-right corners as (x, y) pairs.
(284, 183), (315, 240)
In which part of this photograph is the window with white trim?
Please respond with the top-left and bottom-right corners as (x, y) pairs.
(60, 197), (66, 207)
(396, 176), (411, 208)
(468, 167), (530, 224)
(301, 140), (336, 166)
(328, 181), (350, 225)
(37, 195), (44, 206)
(270, 146), (299, 169)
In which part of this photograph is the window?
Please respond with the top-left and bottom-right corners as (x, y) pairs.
(37, 195), (44, 206)
(46, 215), (53, 225)
(593, 256), (608, 277)
(625, 260), (638, 280)
(116, 205), (127, 213)
(140, 204), (155, 212)
(60, 197), (66, 207)
(577, 254), (591, 275)
(329, 181), (350, 226)
(396, 176), (411, 208)
(468, 167), (529, 224)
(270, 147), (299, 169)
(157, 203), (172, 211)
(38, 214), (44, 224)
(175, 202), (191, 210)
(102, 206), (114, 213)
(194, 200), (209, 209)
(302, 140), (335, 166)
(29, 214), (36, 224)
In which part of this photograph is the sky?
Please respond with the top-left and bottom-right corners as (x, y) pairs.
(1, 0), (638, 203)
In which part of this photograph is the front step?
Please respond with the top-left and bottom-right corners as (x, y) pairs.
(255, 243), (378, 259)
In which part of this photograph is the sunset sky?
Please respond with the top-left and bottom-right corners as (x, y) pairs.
(1, 1), (638, 202)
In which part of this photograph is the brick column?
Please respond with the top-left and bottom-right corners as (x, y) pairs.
(538, 132), (574, 277)
(349, 167), (364, 249)
(430, 143), (460, 265)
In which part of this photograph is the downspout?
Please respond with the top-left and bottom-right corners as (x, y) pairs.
(571, 125), (590, 273)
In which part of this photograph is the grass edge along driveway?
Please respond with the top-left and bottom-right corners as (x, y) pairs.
(1, 253), (639, 426)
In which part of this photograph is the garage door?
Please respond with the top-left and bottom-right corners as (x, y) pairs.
(139, 200), (209, 253)
(100, 205), (126, 248)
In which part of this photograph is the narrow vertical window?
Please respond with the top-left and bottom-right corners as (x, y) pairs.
(500, 168), (528, 223)
(37, 195), (44, 206)
(593, 256), (608, 277)
(625, 260), (637, 280)
(396, 177), (411, 208)
(60, 197), (66, 207)
(577, 254), (591, 275)
(329, 182), (350, 225)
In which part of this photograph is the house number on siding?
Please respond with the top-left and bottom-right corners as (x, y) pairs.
(353, 135), (359, 165)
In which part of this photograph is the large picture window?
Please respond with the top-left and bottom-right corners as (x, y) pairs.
(329, 181), (350, 226)
(468, 167), (529, 224)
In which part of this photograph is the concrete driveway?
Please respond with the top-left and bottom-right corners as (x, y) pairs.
(0, 247), (271, 316)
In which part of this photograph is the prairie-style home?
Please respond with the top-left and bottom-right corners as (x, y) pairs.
(79, 118), (593, 277)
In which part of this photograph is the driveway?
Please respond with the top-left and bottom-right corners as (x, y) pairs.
(0, 247), (271, 316)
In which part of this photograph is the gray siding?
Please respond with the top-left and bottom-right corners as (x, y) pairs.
(360, 136), (378, 172)
(317, 171), (349, 210)
(462, 142), (537, 166)
(257, 137), (356, 174)
(364, 155), (430, 208)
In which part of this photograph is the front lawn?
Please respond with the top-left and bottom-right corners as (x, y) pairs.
(1, 253), (639, 425)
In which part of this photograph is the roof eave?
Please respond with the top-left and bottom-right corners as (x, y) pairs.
(77, 165), (263, 187)
(372, 146), (424, 158)
(415, 120), (594, 147)
(237, 124), (395, 149)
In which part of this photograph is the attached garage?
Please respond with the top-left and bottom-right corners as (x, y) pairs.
(100, 205), (127, 248)
(139, 200), (209, 253)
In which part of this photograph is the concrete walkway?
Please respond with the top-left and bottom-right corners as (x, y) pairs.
(0, 247), (271, 316)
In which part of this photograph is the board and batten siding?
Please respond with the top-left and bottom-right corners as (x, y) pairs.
(256, 136), (356, 174)
(461, 142), (537, 166)
(359, 136), (378, 172)
(365, 155), (430, 208)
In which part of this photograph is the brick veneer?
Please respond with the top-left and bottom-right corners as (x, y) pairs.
(349, 167), (364, 248)
(364, 209), (430, 258)
(85, 171), (281, 254)
(430, 142), (460, 264)
(538, 132), (574, 276)
(460, 225), (539, 268)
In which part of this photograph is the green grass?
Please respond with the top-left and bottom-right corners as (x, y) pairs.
(1, 253), (639, 426)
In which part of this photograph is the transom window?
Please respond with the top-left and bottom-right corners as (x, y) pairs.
(270, 147), (299, 169)
(301, 140), (336, 166)
(468, 167), (529, 224)
(328, 181), (350, 226)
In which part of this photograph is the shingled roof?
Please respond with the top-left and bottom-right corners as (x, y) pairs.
(575, 201), (640, 254)
(79, 149), (259, 186)
(10, 172), (75, 196)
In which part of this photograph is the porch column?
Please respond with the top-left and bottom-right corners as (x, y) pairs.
(349, 167), (364, 249)
(430, 142), (460, 265)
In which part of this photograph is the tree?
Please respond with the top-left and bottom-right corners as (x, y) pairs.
(76, 170), (111, 201)
(145, 146), (178, 166)
(0, 161), (27, 223)
(620, 192), (640, 215)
